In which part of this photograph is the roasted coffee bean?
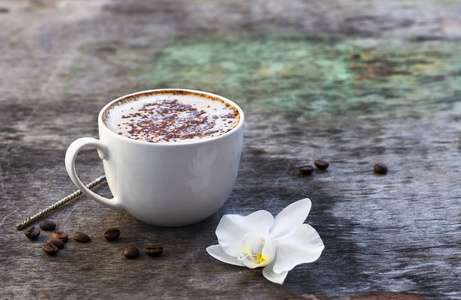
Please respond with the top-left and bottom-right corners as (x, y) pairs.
(299, 165), (314, 175)
(39, 220), (56, 231)
(42, 243), (59, 255)
(104, 227), (120, 241)
(146, 246), (163, 257)
(24, 226), (40, 240)
(314, 160), (329, 170)
(73, 232), (90, 243)
(52, 230), (68, 243)
(47, 238), (64, 249)
(374, 163), (388, 175)
(123, 246), (139, 259)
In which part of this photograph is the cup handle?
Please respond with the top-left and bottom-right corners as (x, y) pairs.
(65, 137), (123, 211)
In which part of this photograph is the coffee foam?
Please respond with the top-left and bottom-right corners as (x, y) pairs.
(103, 91), (240, 144)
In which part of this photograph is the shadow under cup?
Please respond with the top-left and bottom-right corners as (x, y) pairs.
(65, 89), (244, 227)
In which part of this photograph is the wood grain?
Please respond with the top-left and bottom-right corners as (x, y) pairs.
(1, 0), (460, 299)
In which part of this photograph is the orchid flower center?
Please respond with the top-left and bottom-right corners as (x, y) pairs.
(241, 237), (267, 265)
(238, 233), (275, 268)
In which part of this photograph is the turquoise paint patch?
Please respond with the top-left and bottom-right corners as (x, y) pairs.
(137, 36), (461, 118)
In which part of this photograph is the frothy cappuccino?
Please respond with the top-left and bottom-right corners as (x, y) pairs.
(103, 90), (240, 144)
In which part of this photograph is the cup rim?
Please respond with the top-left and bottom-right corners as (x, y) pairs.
(98, 88), (244, 146)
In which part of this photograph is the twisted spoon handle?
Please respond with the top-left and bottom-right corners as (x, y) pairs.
(16, 175), (107, 230)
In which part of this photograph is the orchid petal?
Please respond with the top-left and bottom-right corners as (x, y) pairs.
(216, 210), (274, 257)
(269, 198), (312, 239)
(237, 232), (276, 269)
(262, 260), (289, 284)
(206, 245), (242, 267)
(272, 224), (324, 274)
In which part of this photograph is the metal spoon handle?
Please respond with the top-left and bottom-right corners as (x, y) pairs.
(16, 175), (107, 230)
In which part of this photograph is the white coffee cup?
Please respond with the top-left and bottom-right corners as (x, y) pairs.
(65, 89), (244, 227)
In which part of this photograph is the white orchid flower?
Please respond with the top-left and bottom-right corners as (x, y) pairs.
(206, 198), (324, 284)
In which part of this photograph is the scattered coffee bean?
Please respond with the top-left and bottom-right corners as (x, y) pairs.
(374, 163), (388, 175)
(104, 227), (120, 241)
(39, 220), (56, 231)
(47, 238), (64, 249)
(73, 232), (91, 243)
(299, 165), (314, 175)
(42, 243), (59, 255)
(146, 246), (163, 257)
(314, 160), (329, 170)
(123, 246), (139, 259)
(24, 226), (40, 240)
(52, 230), (68, 243)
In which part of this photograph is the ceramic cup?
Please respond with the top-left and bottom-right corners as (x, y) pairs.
(65, 89), (244, 227)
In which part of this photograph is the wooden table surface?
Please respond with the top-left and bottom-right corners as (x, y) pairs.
(1, 0), (460, 299)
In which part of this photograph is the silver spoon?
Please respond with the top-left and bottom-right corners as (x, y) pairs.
(16, 175), (107, 230)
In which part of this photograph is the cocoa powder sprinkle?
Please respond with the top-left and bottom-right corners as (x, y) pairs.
(116, 99), (238, 143)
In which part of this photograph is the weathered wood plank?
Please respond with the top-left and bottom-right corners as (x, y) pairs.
(1, 0), (460, 299)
